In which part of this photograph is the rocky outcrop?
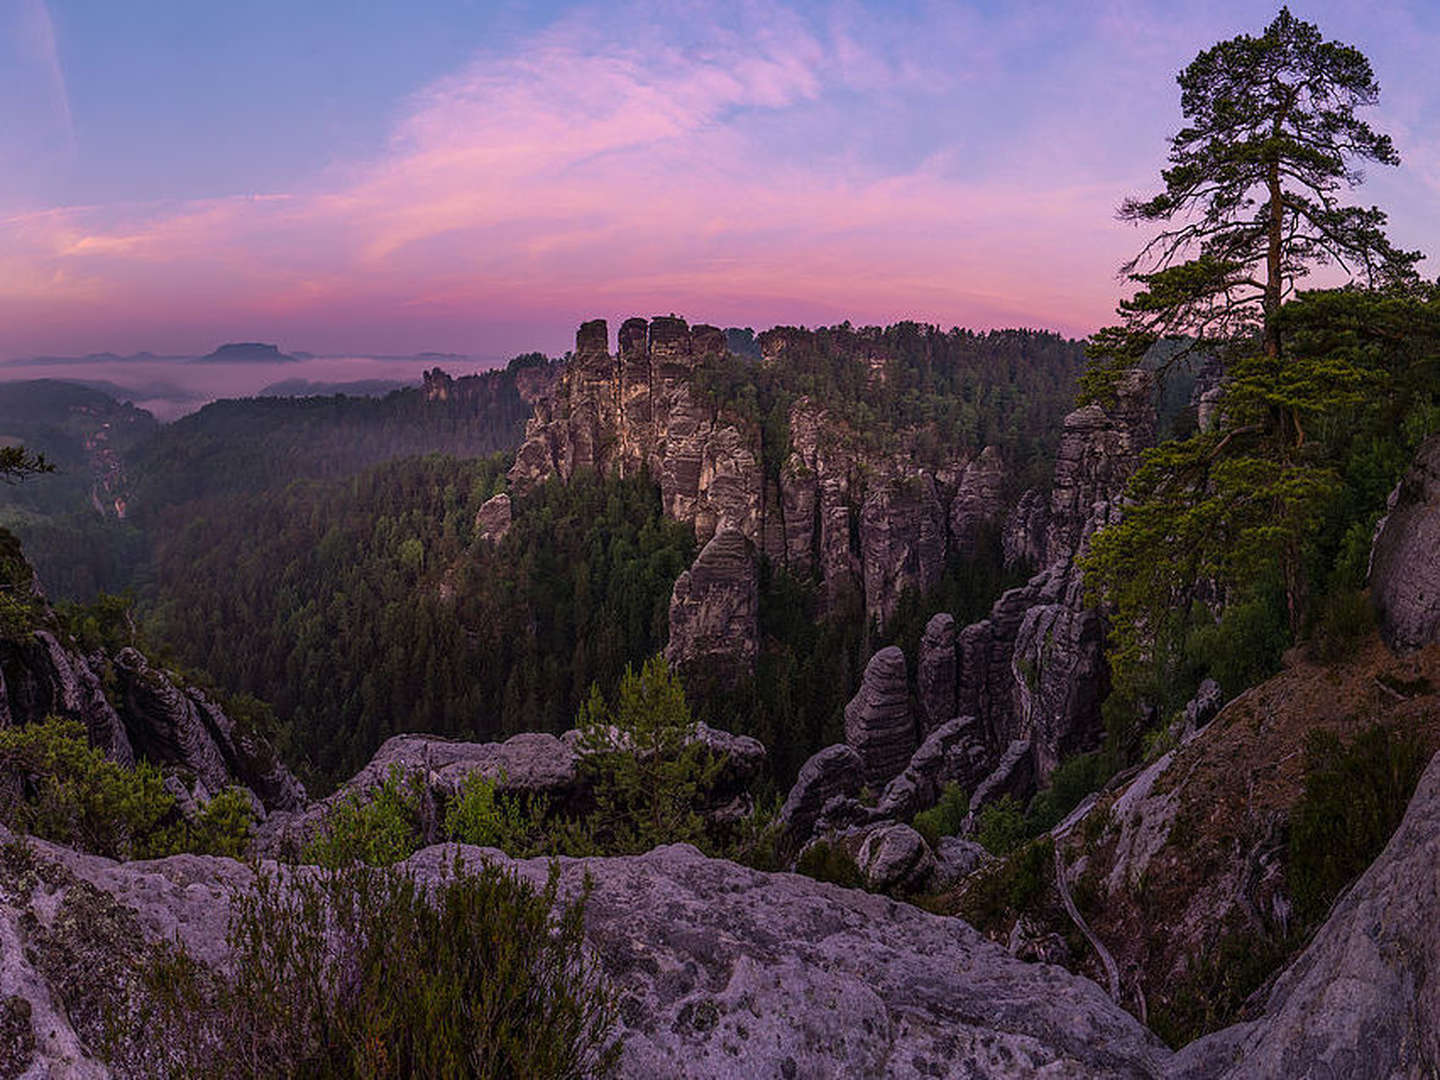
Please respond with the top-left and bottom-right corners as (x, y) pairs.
(932, 836), (991, 888)
(3, 833), (1173, 1079)
(943, 370), (1154, 789)
(0, 615), (302, 815)
(856, 823), (935, 892)
(474, 492), (511, 543)
(511, 320), (1049, 635)
(776, 744), (865, 844)
(1009, 570), (1108, 778)
(261, 723), (766, 856)
(1045, 369), (1155, 562)
(1, 631), (132, 765)
(860, 472), (947, 628)
(916, 613), (957, 735)
(109, 649), (306, 813)
(1002, 488), (1048, 570)
(664, 528), (759, 677)
(1175, 748), (1440, 1079)
(843, 646), (915, 789)
(509, 317), (761, 547)
(877, 716), (988, 821)
(950, 445), (1007, 556)
(1369, 433), (1440, 652)
(968, 738), (1035, 816)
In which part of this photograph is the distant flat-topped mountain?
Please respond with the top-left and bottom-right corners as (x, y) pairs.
(195, 342), (298, 364)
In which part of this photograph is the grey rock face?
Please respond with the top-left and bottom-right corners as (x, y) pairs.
(474, 492), (512, 543)
(932, 836), (991, 888)
(1009, 569), (1107, 780)
(856, 823), (935, 892)
(860, 472), (947, 629)
(6, 834), (1173, 1080)
(776, 744), (866, 845)
(111, 649), (306, 813)
(969, 739), (1034, 817)
(950, 445), (1007, 557)
(916, 613), (957, 736)
(844, 646), (916, 789)
(877, 716), (988, 821)
(1003, 488), (1049, 570)
(5, 631), (134, 766)
(1173, 750), (1440, 1079)
(664, 528), (760, 677)
(1045, 369), (1154, 563)
(1369, 434), (1440, 652)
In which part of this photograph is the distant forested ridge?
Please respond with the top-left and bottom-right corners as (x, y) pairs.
(132, 366), (540, 513)
(701, 323), (1087, 492)
(0, 363), (545, 599)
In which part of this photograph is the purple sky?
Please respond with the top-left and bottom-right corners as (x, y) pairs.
(2, 0), (1437, 364)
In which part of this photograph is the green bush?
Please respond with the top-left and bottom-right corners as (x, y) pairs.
(1149, 929), (1289, 1049)
(1186, 587), (1291, 701)
(1304, 588), (1376, 662)
(794, 840), (864, 889)
(124, 859), (620, 1078)
(1024, 752), (1109, 835)
(956, 837), (1054, 934)
(187, 788), (257, 859)
(302, 764), (428, 868)
(912, 784), (968, 847)
(443, 771), (539, 852)
(0, 717), (252, 860)
(975, 796), (1027, 856)
(1287, 723), (1428, 926)
(575, 656), (725, 853)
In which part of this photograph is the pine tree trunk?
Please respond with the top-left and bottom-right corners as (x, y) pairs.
(1265, 160), (1284, 361)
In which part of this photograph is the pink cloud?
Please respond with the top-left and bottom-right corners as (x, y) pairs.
(22, 1), (1425, 358)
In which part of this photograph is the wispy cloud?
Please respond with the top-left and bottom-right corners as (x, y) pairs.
(2, 0), (1435, 358)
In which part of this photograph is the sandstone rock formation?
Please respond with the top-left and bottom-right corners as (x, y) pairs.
(943, 369), (1155, 793)
(664, 528), (759, 677)
(2, 630), (132, 765)
(776, 744), (865, 844)
(856, 823), (935, 892)
(860, 471), (948, 628)
(474, 491), (511, 543)
(508, 317), (760, 548)
(916, 613), (957, 735)
(1, 833), (1172, 1079)
(843, 646), (915, 789)
(509, 319), (1047, 639)
(1369, 433), (1440, 652)
(0, 625), (303, 815)
(1002, 488), (1049, 570)
(260, 723), (766, 856)
(950, 445), (1007, 556)
(877, 715), (988, 822)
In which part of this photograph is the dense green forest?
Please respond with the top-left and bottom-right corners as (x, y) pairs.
(146, 458), (695, 785)
(0, 367), (537, 599)
(699, 324), (1087, 490)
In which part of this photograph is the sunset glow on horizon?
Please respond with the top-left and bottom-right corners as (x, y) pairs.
(3, 0), (1438, 364)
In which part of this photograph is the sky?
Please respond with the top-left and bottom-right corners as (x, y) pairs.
(2, 0), (1437, 366)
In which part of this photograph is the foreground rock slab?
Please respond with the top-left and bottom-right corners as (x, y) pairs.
(6, 835), (1168, 1079)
